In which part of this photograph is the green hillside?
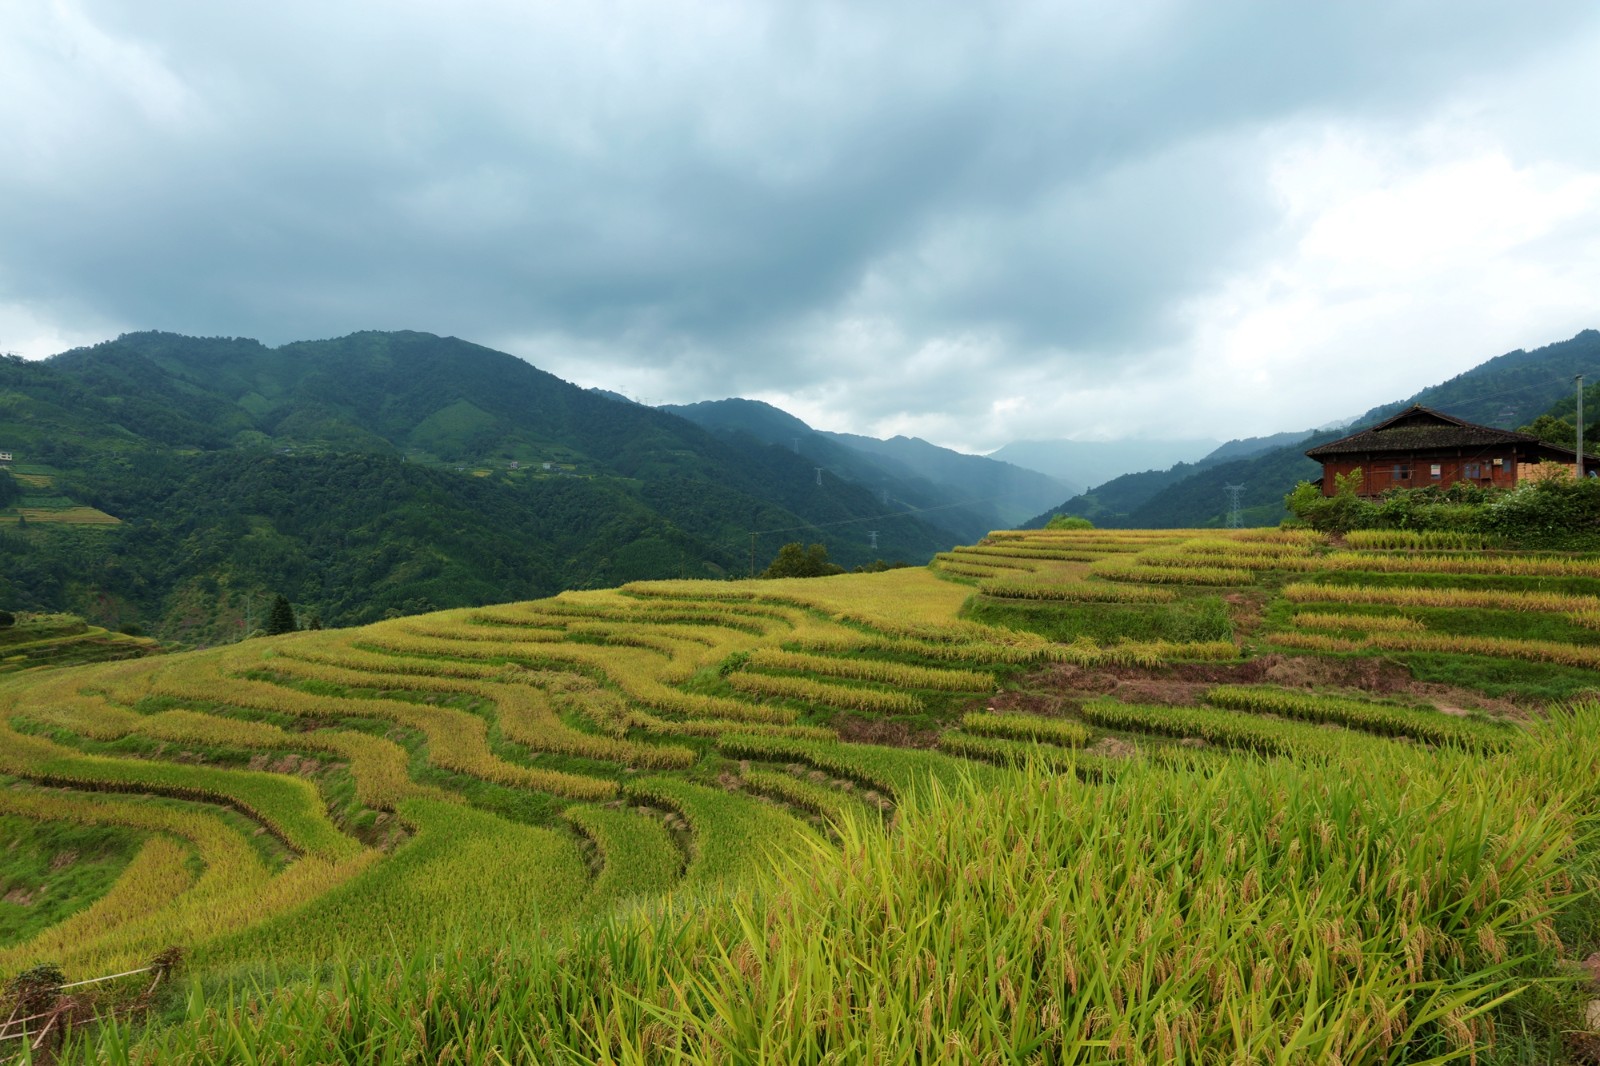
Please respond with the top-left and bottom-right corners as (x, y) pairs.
(0, 334), (965, 639)
(663, 397), (1073, 538)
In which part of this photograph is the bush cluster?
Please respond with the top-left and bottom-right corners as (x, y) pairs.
(1286, 468), (1600, 547)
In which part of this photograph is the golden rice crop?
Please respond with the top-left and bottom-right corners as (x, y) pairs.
(140, 662), (618, 801)
(1089, 560), (1255, 586)
(745, 648), (995, 691)
(935, 550), (1040, 571)
(1203, 685), (1512, 750)
(1273, 629), (1600, 669)
(1342, 530), (1505, 550)
(1291, 612), (1425, 633)
(262, 651), (697, 768)
(1163, 538), (1316, 557)
(565, 805), (684, 907)
(960, 544), (1105, 562)
(977, 578), (1177, 602)
(1080, 698), (1375, 759)
(792, 632), (1063, 665)
(1224, 528), (1327, 544)
(1281, 582), (1600, 613)
(15, 685), (428, 812)
(931, 560), (1013, 579)
(1269, 631), (1365, 653)
(1321, 551), (1600, 578)
(960, 711), (1089, 747)
(0, 786), (373, 978)
(1050, 636), (1240, 667)
(0, 713), (358, 861)
(727, 672), (922, 714)
(739, 768), (877, 827)
(936, 732), (1086, 773)
(1132, 548), (1321, 572)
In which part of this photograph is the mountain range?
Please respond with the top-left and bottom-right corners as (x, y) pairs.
(0, 331), (1058, 640)
(1026, 329), (1600, 528)
(5, 327), (1597, 639)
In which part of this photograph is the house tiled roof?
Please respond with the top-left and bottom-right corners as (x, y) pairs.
(1305, 405), (1569, 458)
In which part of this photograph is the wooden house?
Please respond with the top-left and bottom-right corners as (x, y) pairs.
(1304, 405), (1596, 496)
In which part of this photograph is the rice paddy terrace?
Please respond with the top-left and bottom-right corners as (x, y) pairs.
(7, 527), (1600, 1062)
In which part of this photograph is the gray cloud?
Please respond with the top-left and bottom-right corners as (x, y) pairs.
(3, 1), (1598, 449)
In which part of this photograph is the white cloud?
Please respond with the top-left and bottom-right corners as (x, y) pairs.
(2, 1), (1598, 452)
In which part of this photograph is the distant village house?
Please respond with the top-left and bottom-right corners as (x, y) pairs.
(1305, 405), (1597, 496)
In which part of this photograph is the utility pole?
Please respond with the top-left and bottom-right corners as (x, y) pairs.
(814, 467), (823, 487)
(1223, 484), (1246, 529)
(881, 488), (890, 506)
(792, 437), (800, 454)
(1578, 375), (1585, 479)
(749, 532), (757, 579)
(867, 530), (878, 550)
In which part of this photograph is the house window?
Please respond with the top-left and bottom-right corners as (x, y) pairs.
(1464, 462), (1482, 479)
(1393, 463), (1411, 481)
(1430, 464), (1442, 478)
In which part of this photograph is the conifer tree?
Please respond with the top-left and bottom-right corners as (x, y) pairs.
(264, 594), (297, 635)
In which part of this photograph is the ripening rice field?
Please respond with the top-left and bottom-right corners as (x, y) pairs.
(6, 527), (1600, 1062)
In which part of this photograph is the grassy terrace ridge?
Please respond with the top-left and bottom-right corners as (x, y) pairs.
(5, 527), (1600, 1061)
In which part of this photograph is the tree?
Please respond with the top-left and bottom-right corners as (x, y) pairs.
(1045, 514), (1094, 530)
(760, 542), (844, 579)
(1519, 414), (1578, 449)
(264, 594), (297, 635)
(0, 610), (14, 629)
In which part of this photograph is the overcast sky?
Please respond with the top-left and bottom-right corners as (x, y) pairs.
(4, 2), (1598, 452)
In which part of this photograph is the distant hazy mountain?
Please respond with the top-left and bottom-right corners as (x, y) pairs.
(660, 398), (1074, 537)
(986, 439), (1218, 490)
(1200, 429), (1314, 464)
(1030, 328), (1600, 529)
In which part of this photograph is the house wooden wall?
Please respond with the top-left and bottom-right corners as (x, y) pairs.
(1318, 456), (1520, 496)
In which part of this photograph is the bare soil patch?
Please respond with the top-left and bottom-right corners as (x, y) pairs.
(833, 715), (940, 749)
(1009, 654), (1526, 719)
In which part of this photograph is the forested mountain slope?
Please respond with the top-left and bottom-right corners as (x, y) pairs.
(0, 332), (959, 639)
(662, 398), (1073, 537)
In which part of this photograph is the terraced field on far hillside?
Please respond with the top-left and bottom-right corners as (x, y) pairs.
(7, 527), (1600, 1062)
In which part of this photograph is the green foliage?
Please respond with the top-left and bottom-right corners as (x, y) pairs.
(760, 542), (844, 579)
(1044, 514), (1094, 530)
(1286, 470), (1600, 548)
(1519, 413), (1578, 448)
(0, 815), (146, 948)
(0, 331), (962, 634)
(0, 610), (13, 629)
(264, 594), (296, 636)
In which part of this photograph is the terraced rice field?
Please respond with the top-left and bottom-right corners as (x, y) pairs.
(7, 527), (1600, 1062)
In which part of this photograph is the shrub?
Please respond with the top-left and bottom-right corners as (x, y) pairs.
(761, 543), (845, 579)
